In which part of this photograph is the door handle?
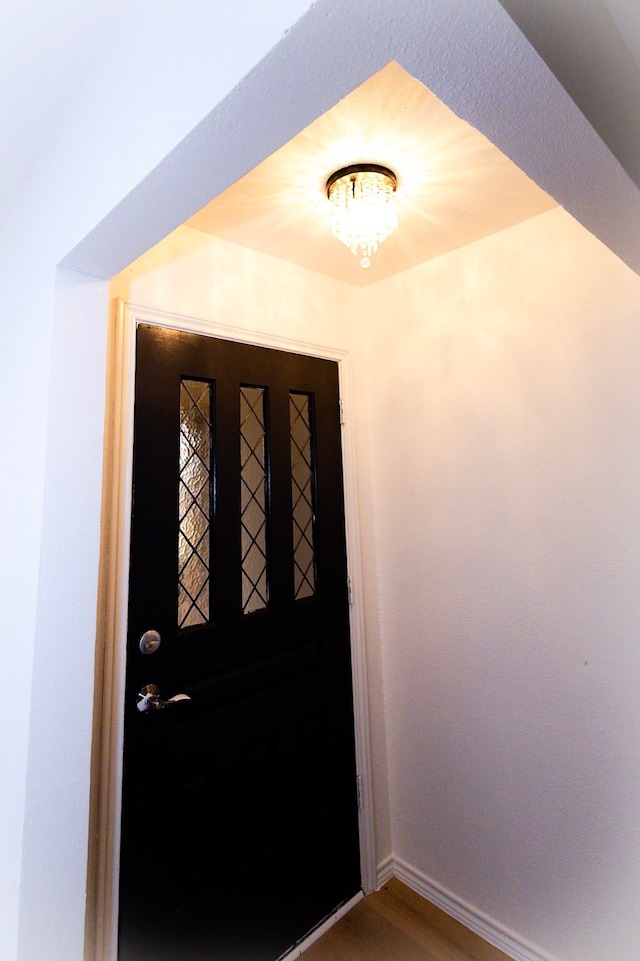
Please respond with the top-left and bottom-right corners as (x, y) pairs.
(136, 683), (192, 713)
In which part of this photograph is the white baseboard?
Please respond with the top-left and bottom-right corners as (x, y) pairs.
(376, 854), (394, 886)
(377, 855), (563, 961)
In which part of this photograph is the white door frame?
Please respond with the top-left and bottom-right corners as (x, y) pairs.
(89, 298), (376, 961)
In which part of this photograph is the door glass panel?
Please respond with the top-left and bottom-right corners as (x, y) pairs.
(178, 379), (212, 629)
(241, 386), (269, 614)
(290, 393), (316, 599)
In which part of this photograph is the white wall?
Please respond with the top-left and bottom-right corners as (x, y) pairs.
(111, 227), (360, 349)
(364, 206), (640, 961)
(16, 270), (110, 961)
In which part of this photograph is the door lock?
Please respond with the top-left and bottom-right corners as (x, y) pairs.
(139, 629), (162, 654)
(136, 684), (191, 713)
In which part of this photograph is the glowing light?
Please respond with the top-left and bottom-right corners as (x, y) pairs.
(326, 164), (397, 268)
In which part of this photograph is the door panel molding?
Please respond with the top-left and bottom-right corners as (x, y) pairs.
(88, 299), (375, 961)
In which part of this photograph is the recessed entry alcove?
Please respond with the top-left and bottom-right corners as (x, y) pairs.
(112, 62), (557, 292)
(103, 59), (640, 961)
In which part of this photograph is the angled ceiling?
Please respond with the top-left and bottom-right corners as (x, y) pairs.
(497, 0), (640, 189)
(1, 0), (639, 232)
(186, 63), (556, 286)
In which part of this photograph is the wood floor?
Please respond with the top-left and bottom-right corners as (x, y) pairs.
(298, 878), (513, 961)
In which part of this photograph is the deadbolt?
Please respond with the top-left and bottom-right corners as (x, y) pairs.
(139, 629), (161, 654)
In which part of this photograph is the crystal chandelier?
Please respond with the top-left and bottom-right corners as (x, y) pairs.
(326, 164), (398, 268)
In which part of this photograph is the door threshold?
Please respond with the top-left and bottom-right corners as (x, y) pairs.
(277, 890), (364, 961)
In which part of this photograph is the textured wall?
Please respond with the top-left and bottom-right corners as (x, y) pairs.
(364, 207), (640, 961)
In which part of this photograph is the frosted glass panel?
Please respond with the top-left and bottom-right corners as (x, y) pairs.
(290, 393), (316, 600)
(241, 387), (269, 614)
(178, 380), (211, 628)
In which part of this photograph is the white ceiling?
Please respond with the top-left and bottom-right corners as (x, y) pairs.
(186, 62), (557, 286)
(498, 0), (640, 188)
(1, 0), (639, 231)
(596, 0), (640, 61)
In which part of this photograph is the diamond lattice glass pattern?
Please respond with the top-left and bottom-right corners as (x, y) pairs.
(241, 387), (269, 614)
(290, 393), (316, 600)
(178, 380), (212, 629)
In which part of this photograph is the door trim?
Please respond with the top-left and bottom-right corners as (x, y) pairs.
(88, 299), (376, 961)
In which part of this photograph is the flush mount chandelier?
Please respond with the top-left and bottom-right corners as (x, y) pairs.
(326, 164), (398, 269)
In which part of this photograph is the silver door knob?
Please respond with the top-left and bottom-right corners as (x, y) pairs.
(136, 683), (191, 713)
(139, 629), (162, 654)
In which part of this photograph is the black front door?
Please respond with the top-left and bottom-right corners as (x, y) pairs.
(118, 325), (361, 961)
